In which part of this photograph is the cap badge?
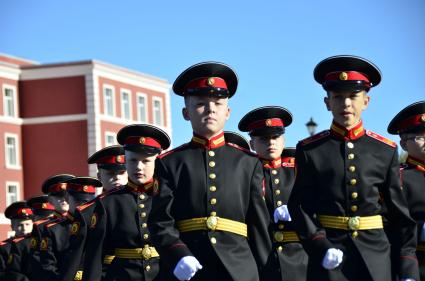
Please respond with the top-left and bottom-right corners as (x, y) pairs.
(22, 209), (27, 214)
(83, 186), (88, 192)
(60, 183), (67, 190)
(207, 77), (215, 86)
(116, 155), (124, 163)
(421, 114), (425, 122)
(42, 203), (47, 209)
(139, 137), (146, 144)
(339, 72), (348, 81)
(265, 119), (272, 126)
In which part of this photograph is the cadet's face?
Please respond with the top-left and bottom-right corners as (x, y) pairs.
(98, 169), (128, 191)
(401, 131), (425, 161)
(49, 194), (69, 212)
(325, 90), (370, 129)
(251, 135), (285, 160)
(125, 150), (157, 185)
(183, 96), (230, 139)
(12, 219), (33, 236)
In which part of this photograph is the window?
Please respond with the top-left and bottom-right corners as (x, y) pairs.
(6, 182), (19, 207)
(103, 86), (115, 116)
(121, 90), (132, 120)
(5, 134), (19, 168)
(137, 93), (147, 123)
(152, 97), (163, 126)
(3, 85), (17, 117)
(105, 132), (117, 146)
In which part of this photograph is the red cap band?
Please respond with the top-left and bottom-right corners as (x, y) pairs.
(325, 71), (370, 83)
(32, 203), (55, 210)
(97, 155), (125, 164)
(398, 114), (425, 131)
(17, 208), (33, 216)
(247, 118), (284, 131)
(67, 183), (96, 193)
(125, 136), (162, 149)
(184, 77), (228, 92)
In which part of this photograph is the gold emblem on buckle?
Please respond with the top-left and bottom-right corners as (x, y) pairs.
(142, 245), (152, 260)
(206, 216), (218, 231)
(339, 72), (348, 81)
(274, 231), (284, 242)
(207, 77), (215, 86)
(348, 217), (360, 230)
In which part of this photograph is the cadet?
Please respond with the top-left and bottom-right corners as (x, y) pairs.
(388, 101), (425, 280)
(148, 62), (271, 281)
(288, 55), (419, 281)
(239, 106), (308, 281)
(82, 124), (170, 281)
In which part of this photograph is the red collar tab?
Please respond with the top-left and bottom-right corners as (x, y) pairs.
(67, 183), (96, 194)
(330, 120), (365, 140)
(247, 118), (284, 131)
(127, 178), (158, 195)
(406, 156), (425, 172)
(325, 71), (371, 85)
(191, 132), (226, 149)
(97, 155), (125, 164)
(262, 158), (282, 169)
(184, 77), (228, 93)
(397, 114), (425, 133)
(48, 183), (68, 193)
(282, 157), (295, 164)
(125, 136), (162, 149)
(17, 208), (33, 216)
(32, 203), (55, 210)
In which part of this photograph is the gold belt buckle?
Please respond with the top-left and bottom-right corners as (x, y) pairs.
(274, 231), (284, 242)
(206, 216), (218, 231)
(348, 217), (360, 230)
(141, 245), (152, 260)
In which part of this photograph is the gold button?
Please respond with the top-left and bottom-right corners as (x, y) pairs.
(275, 189), (281, 195)
(209, 173), (216, 179)
(139, 194), (146, 200)
(142, 223), (147, 228)
(348, 166), (356, 173)
(209, 161), (216, 168)
(274, 232), (284, 242)
(348, 153), (355, 160)
(143, 234), (149, 239)
(274, 178), (280, 184)
(210, 198), (217, 205)
(351, 231), (358, 238)
(351, 205), (358, 212)
(210, 211), (217, 216)
(351, 192), (358, 199)
(277, 201), (282, 207)
(141, 212), (147, 218)
(350, 179), (357, 186)
(271, 170), (278, 175)
(278, 224), (284, 230)
(210, 237), (217, 244)
(347, 142), (354, 149)
(277, 246), (283, 252)
(209, 186), (217, 192)
(145, 265), (151, 271)
(208, 151), (215, 157)
(139, 204), (145, 209)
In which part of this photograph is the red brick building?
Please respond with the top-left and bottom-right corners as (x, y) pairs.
(0, 54), (172, 239)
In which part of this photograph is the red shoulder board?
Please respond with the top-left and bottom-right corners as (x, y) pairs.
(46, 218), (64, 228)
(34, 218), (51, 226)
(226, 143), (257, 156)
(76, 199), (96, 212)
(158, 143), (190, 159)
(300, 130), (330, 146)
(366, 130), (396, 148)
(97, 185), (123, 200)
(282, 162), (295, 168)
(12, 236), (26, 243)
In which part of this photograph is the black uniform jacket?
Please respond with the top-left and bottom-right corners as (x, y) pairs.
(262, 157), (308, 281)
(148, 133), (272, 281)
(5, 234), (32, 281)
(288, 122), (419, 281)
(82, 183), (160, 281)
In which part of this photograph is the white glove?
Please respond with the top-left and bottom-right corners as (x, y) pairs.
(322, 248), (343, 270)
(400, 279), (416, 281)
(273, 205), (292, 223)
(173, 256), (203, 281)
(420, 223), (425, 241)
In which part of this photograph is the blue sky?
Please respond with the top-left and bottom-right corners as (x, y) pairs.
(1, 0), (424, 148)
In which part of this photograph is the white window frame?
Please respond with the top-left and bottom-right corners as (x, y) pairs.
(120, 89), (132, 120)
(105, 131), (117, 146)
(136, 92), (148, 123)
(5, 181), (20, 207)
(103, 84), (116, 117)
(3, 84), (18, 118)
(4, 133), (20, 169)
(152, 96), (164, 126)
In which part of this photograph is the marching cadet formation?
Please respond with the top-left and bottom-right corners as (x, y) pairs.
(0, 55), (423, 281)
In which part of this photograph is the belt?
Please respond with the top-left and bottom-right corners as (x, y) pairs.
(318, 215), (383, 230)
(74, 270), (83, 281)
(177, 216), (248, 237)
(273, 231), (300, 243)
(417, 243), (425, 252)
(114, 246), (159, 260)
(103, 255), (115, 264)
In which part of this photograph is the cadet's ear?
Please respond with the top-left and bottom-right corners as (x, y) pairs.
(249, 139), (255, 151)
(399, 138), (408, 151)
(324, 97), (331, 111)
(182, 108), (190, 121)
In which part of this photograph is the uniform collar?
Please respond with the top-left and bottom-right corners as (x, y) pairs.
(330, 120), (365, 141)
(127, 178), (157, 195)
(191, 132), (226, 149)
(262, 158), (282, 169)
(406, 155), (425, 172)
